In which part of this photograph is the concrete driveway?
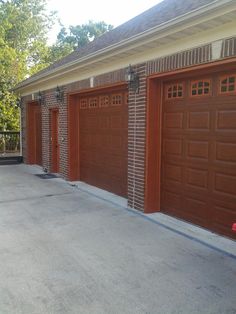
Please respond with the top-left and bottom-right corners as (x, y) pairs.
(0, 164), (235, 314)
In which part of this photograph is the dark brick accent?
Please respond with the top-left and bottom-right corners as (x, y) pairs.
(94, 69), (126, 87)
(221, 37), (236, 59)
(147, 44), (211, 75)
(66, 79), (90, 93)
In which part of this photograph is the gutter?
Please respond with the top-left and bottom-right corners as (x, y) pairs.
(15, 0), (235, 91)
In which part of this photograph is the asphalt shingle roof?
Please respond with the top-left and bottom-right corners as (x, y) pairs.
(19, 0), (217, 86)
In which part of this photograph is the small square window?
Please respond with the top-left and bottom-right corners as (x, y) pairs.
(166, 83), (184, 99)
(80, 99), (88, 109)
(89, 97), (98, 108)
(220, 75), (236, 94)
(221, 86), (227, 92)
(99, 95), (109, 107)
(111, 94), (122, 106)
(191, 80), (211, 97)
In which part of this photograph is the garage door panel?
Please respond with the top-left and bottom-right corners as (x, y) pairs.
(163, 163), (182, 184)
(110, 115), (124, 129)
(215, 141), (236, 163)
(161, 72), (236, 238)
(187, 111), (210, 130)
(110, 134), (124, 150)
(214, 173), (236, 197)
(185, 168), (208, 190)
(163, 112), (184, 129)
(184, 197), (208, 222)
(162, 196), (208, 226)
(99, 115), (110, 129)
(186, 140), (209, 159)
(161, 190), (182, 211)
(163, 139), (183, 156)
(80, 134), (91, 147)
(217, 110), (236, 129)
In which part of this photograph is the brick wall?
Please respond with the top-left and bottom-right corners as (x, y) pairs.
(41, 88), (69, 179)
(128, 64), (147, 211)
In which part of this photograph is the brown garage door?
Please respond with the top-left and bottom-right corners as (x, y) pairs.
(79, 89), (128, 197)
(161, 72), (236, 238)
(27, 101), (42, 165)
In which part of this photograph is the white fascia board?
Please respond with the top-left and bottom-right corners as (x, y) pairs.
(16, 0), (236, 91)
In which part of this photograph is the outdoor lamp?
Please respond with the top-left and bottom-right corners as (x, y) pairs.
(125, 64), (139, 92)
(55, 86), (64, 103)
(37, 91), (44, 105)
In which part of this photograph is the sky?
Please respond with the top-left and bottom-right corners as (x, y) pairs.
(46, 0), (163, 43)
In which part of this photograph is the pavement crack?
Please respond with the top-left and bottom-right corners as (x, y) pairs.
(0, 191), (74, 204)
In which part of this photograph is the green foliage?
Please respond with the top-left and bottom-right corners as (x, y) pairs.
(0, 88), (19, 131)
(0, 0), (113, 131)
(0, 0), (56, 130)
(42, 21), (113, 66)
(56, 20), (113, 51)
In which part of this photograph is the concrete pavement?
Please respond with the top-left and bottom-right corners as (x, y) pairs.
(0, 164), (235, 314)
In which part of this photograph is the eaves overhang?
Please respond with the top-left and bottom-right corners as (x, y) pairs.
(15, 0), (236, 92)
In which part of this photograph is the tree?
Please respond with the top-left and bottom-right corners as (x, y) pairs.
(41, 20), (113, 76)
(55, 20), (113, 51)
(0, 0), (56, 130)
(0, 0), (113, 131)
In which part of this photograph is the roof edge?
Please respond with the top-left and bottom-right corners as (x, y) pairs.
(15, 0), (235, 91)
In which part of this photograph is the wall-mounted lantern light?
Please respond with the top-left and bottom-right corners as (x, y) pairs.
(55, 86), (64, 103)
(125, 64), (139, 92)
(37, 91), (44, 105)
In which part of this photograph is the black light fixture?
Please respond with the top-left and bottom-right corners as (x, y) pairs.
(55, 86), (64, 103)
(125, 64), (139, 92)
(37, 91), (44, 105)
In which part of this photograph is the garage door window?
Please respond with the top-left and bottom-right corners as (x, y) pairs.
(111, 94), (122, 106)
(220, 75), (236, 94)
(166, 84), (183, 99)
(80, 99), (88, 109)
(99, 95), (110, 107)
(191, 80), (211, 96)
(89, 97), (98, 108)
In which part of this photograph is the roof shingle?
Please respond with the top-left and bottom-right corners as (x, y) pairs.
(19, 0), (217, 85)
